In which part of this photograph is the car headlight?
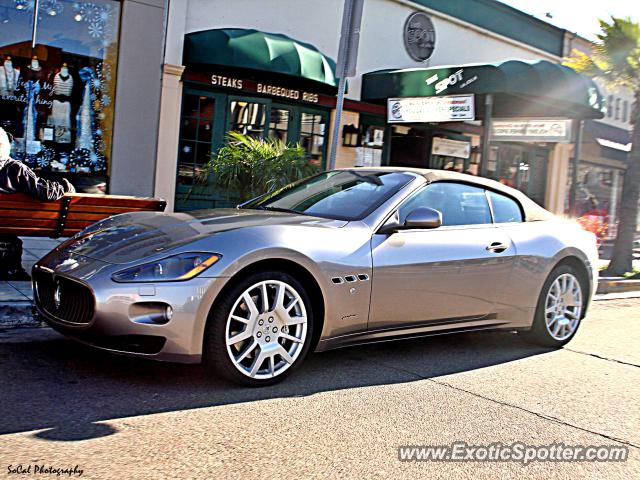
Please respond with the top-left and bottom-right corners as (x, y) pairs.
(111, 252), (221, 283)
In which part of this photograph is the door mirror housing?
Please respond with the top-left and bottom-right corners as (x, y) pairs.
(403, 207), (442, 229)
(377, 207), (442, 234)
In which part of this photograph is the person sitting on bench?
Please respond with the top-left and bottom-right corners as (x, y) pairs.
(0, 127), (75, 280)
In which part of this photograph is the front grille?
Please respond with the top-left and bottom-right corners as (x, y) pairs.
(34, 269), (95, 325)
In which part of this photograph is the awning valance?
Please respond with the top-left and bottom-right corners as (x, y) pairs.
(184, 28), (338, 88)
(361, 60), (605, 119)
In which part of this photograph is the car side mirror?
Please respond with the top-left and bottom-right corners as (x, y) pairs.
(403, 207), (442, 229)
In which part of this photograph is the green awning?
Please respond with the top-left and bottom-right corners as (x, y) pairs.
(361, 60), (605, 119)
(184, 28), (338, 88)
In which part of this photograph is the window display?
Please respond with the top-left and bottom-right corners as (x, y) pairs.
(0, 0), (120, 193)
(566, 162), (624, 241)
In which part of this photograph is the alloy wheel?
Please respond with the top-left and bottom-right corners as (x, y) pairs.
(544, 273), (583, 341)
(225, 280), (308, 380)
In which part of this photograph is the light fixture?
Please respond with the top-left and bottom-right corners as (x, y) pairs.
(1, 10), (9, 23)
(342, 124), (360, 147)
(74, 12), (82, 21)
(41, 0), (63, 17)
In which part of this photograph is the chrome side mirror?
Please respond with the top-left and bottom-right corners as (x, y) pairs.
(403, 207), (442, 229)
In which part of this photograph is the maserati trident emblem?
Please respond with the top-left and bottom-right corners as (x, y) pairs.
(54, 283), (62, 309)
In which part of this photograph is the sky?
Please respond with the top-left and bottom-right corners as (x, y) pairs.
(497, 0), (638, 41)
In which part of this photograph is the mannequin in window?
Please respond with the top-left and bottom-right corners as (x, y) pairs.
(0, 57), (22, 138)
(0, 56), (20, 97)
(50, 63), (73, 132)
(24, 55), (46, 83)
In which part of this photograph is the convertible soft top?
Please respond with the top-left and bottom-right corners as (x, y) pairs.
(344, 167), (556, 222)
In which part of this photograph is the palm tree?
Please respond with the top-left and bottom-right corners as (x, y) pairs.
(565, 17), (640, 276)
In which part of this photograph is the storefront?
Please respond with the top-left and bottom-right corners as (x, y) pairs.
(169, 28), (343, 210)
(565, 119), (630, 240)
(361, 60), (605, 207)
(0, 0), (121, 193)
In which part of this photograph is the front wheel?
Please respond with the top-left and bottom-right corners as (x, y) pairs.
(522, 265), (586, 347)
(204, 271), (313, 386)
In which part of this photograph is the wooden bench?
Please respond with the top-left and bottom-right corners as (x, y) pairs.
(0, 193), (167, 238)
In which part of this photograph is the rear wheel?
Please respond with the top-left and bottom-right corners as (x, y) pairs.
(204, 271), (313, 386)
(522, 264), (586, 347)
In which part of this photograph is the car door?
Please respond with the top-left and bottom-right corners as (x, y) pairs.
(369, 182), (516, 330)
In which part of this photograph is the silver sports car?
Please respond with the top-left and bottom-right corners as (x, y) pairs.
(34, 168), (598, 386)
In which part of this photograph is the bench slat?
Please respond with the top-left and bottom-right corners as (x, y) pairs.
(0, 209), (154, 221)
(0, 192), (166, 238)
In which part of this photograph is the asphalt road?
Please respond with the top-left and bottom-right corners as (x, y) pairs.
(0, 298), (638, 479)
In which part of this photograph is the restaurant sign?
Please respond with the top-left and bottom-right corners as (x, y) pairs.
(491, 119), (572, 143)
(387, 95), (475, 123)
(209, 73), (319, 103)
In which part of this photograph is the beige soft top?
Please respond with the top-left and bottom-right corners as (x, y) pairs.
(340, 167), (555, 222)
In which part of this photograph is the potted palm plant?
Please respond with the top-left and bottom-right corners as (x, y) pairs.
(197, 131), (320, 203)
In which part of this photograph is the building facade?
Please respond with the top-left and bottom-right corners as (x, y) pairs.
(1, 0), (626, 222)
(563, 34), (634, 240)
(154, 0), (608, 213)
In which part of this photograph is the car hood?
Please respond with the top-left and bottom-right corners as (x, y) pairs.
(60, 208), (347, 264)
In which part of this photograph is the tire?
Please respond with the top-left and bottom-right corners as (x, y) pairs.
(204, 270), (314, 387)
(521, 264), (587, 348)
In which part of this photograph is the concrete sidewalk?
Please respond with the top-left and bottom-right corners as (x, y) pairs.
(0, 237), (61, 328)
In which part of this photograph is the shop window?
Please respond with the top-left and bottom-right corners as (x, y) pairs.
(0, 0), (121, 193)
(566, 162), (624, 239)
(229, 100), (266, 139)
(299, 111), (327, 166)
(268, 108), (290, 143)
(176, 94), (215, 186)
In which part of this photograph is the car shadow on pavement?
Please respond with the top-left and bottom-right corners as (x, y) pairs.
(0, 329), (553, 441)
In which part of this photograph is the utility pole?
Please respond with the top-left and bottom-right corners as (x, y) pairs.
(569, 119), (584, 216)
(328, 0), (364, 170)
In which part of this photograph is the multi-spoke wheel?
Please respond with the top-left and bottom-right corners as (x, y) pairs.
(204, 271), (313, 386)
(522, 264), (586, 347)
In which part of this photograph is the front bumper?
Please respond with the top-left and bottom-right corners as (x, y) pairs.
(33, 256), (228, 364)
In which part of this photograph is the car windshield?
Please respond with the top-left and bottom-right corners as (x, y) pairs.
(242, 170), (414, 221)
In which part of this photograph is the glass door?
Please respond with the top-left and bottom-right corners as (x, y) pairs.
(268, 104), (294, 143)
(175, 89), (225, 210)
(298, 108), (329, 167)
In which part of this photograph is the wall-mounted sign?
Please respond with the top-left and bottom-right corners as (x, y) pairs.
(491, 119), (572, 143)
(387, 94), (475, 123)
(205, 73), (320, 103)
(404, 12), (436, 61)
(431, 137), (471, 159)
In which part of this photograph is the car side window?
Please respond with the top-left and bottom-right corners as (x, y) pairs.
(398, 182), (492, 226)
(488, 191), (524, 223)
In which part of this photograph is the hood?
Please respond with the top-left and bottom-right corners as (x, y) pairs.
(61, 208), (347, 264)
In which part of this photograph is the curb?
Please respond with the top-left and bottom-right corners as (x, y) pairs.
(596, 279), (640, 295)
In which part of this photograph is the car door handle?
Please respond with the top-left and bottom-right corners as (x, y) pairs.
(486, 242), (508, 253)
